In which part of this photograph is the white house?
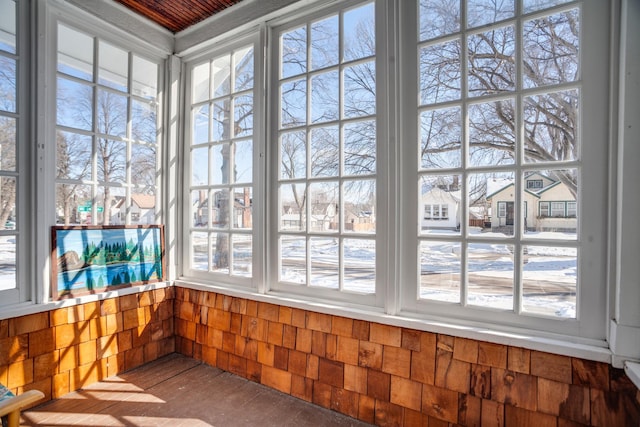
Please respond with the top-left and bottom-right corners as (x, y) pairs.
(421, 187), (461, 230)
(486, 172), (577, 232)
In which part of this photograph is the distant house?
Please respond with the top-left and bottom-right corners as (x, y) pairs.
(193, 189), (252, 228)
(113, 194), (156, 224)
(486, 172), (577, 232)
(421, 187), (461, 230)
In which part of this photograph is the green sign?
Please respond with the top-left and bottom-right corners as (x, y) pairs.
(78, 206), (104, 213)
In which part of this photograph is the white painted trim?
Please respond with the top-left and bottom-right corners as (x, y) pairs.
(624, 362), (640, 390)
(0, 281), (173, 321)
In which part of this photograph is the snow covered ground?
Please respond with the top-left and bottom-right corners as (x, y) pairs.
(0, 236), (16, 291)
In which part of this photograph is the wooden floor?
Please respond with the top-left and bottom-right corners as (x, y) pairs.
(21, 354), (372, 427)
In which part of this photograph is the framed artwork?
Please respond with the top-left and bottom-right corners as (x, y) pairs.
(51, 225), (165, 299)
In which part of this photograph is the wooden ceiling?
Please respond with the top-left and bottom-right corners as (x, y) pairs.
(114, 0), (244, 33)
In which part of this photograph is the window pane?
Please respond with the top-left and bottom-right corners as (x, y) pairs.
(281, 26), (307, 79)
(0, 116), (16, 171)
(524, 89), (578, 163)
(58, 24), (93, 81)
(420, 175), (461, 235)
(234, 46), (254, 91)
(419, 0), (460, 41)
(419, 240), (461, 302)
(56, 183), (91, 225)
(192, 104), (209, 145)
(419, 39), (461, 105)
(232, 234), (252, 277)
(192, 232), (208, 271)
(344, 180), (376, 233)
(212, 54), (231, 98)
(523, 0), (572, 14)
(233, 187), (252, 230)
(475, 172), (515, 236)
(192, 61), (210, 103)
(132, 99), (157, 144)
(467, 0), (514, 28)
(343, 61), (375, 118)
(97, 89), (127, 137)
(212, 143), (230, 185)
(99, 40), (128, 92)
(311, 15), (339, 70)
(343, 3), (375, 61)
(467, 25), (515, 97)
(523, 9), (579, 89)
(234, 140), (253, 184)
(344, 238), (375, 293)
(211, 232), (230, 274)
(56, 131), (91, 181)
(280, 183), (306, 231)
(310, 237), (339, 288)
(131, 143), (156, 189)
(0, 56), (16, 112)
(280, 235), (306, 283)
(281, 130), (306, 180)
(467, 242), (514, 310)
(234, 94), (253, 137)
(213, 99), (231, 141)
(192, 190), (208, 228)
(0, 232), (16, 290)
(132, 55), (158, 100)
(96, 186), (125, 225)
(281, 79), (307, 128)
(522, 245), (576, 318)
(468, 99), (516, 167)
(0, 0), (16, 53)
(311, 70), (339, 123)
(344, 120), (376, 175)
(191, 146), (208, 186)
(420, 106), (461, 169)
(97, 139), (126, 183)
(310, 126), (338, 178)
(212, 188), (230, 229)
(57, 77), (93, 131)
(310, 181), (338, 232)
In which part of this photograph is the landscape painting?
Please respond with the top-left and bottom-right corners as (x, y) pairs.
(51, 225), (165, 299)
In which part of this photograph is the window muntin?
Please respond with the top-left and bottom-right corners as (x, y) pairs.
(275, 1), (377, 296)
(55, 23), (160, 226)
(416, 0), (582, 320)
(187, 43), (255, 279)
(0, 0), (18, 300)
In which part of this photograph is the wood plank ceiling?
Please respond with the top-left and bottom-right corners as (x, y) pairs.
(114, 0), (244, 33)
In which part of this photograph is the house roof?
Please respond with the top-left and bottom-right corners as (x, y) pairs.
(131, 194), (156, 209)
(113, 0), (244, 33)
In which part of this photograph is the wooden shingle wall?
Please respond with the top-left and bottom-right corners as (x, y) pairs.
(174, 288), (640, 427)
(0, 288), (174, 405)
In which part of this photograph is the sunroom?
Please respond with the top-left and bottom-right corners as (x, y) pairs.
(1, 0), (639, 425)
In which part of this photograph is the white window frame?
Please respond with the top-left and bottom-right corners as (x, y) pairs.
(0, 0), (31, 306)
(181, 33), (265, 290)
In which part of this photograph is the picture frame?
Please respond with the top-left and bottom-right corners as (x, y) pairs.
(51, 225), (165, 299)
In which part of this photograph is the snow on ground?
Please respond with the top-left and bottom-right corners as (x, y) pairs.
(0, 236), (16, 291)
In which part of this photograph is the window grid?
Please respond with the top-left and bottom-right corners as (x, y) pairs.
(275, 1), (377, 295)
(55, 23), (160, 227)
(188, 44), (256, 279)
(417, 0), (581, 319)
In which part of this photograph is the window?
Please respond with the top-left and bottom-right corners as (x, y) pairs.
(186, 41), (256, 280)
(527, 179), (543, 189)
(0, 0), (23, 305)
(55, 23), (160, 226)
(271, 1), (377, 297)
(181, 0), (611, 340)
(539, 201), (576, 219)
(412, 0), (608, 329)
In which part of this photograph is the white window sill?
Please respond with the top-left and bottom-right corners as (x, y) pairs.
(0, 281), (172, 321)
(625, 362), (640, 390)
